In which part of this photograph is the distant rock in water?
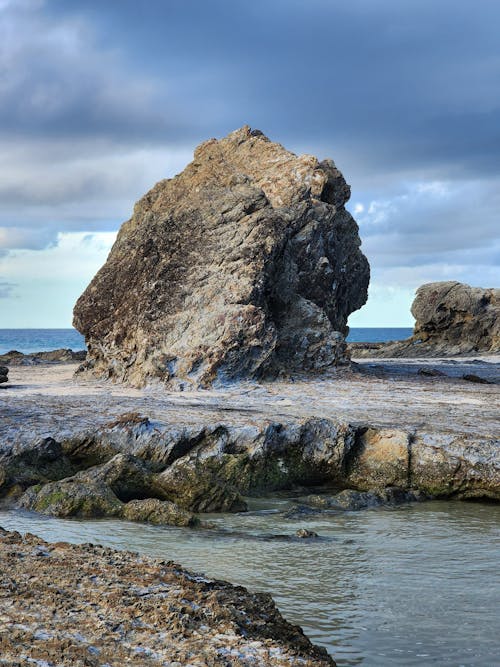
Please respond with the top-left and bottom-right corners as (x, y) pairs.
(74, 126), (369, 387)
(351, 281), (499, 358)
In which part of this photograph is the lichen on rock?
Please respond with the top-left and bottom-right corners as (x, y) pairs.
(74, 126), (369, 387)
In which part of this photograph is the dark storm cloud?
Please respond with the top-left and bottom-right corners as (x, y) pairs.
(0, 0), (498, 291)
(41, 0), (500, 177)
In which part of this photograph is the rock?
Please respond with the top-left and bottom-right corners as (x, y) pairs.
(411, 282), (499, 354)
(346, 427), (411, 489)
(18, 453), (198, 525)
(462, 373), (493, 384)
(0, 365), (8, 384)
(0, 437), (75, 496)
(74, 126), (369, 387)
(301, 487), (424, 512)
(19, 478), (123, 518)
(352, 281), (499, 358)
(296, 528), (319, 538)
(418, 367), (447, 377)
(0, 529), (336, 666)
(122, 498), (198, 526)
(0, 349), (86, 366)
(410, 435), (500, 500)
(325, 488), (423, 511)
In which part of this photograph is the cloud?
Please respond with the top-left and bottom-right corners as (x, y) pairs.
(0, 0), (498, 328)
(353, 178), (500, 265)
(0, 279), (16, 298)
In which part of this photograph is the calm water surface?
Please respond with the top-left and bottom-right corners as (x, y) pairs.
(1, 499), (498, 666)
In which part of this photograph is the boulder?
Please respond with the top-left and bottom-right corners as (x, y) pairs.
(122, 498), (198, 526)
(18, 454), (199, 526)
(0, 365), (7, 384)
(352, 281), (499, 358)
(74, 126), (369, 387)
(411, 281), (499, 354)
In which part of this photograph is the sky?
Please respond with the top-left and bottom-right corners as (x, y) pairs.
(0, 0), (499, 328)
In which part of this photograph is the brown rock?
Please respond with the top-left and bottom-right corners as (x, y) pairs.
(73, 126), (369, 387)
(346, 427), (410, 489)
(411, 281), (499, 354)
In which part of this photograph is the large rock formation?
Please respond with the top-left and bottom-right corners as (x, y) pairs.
(411, 281), (499, 354)
(351, 281), (499, 358)
(74, 126), (369, 387)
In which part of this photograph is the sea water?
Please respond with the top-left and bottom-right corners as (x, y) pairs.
(1, 499), (498, 666)
(0, 328), (414, 354)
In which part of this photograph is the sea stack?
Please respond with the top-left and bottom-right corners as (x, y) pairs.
(74, 126), (369, 387)
(412, 281), (499, 354)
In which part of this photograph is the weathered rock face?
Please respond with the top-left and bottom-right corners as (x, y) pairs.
(350, 281), (499, 358)
(411, 281), (499, 354)
(0, 365), (8, 384)
(74, 126), (369, 387)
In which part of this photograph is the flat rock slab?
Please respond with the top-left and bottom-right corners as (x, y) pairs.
(1, 359), (498, 440)
(0, 528), (334, 666)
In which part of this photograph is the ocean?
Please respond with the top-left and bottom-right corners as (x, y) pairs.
(0, 327), (414, 355)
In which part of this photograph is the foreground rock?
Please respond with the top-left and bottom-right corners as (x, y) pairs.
(351, 281), (499, 358)
(0, 528), (334, 666)
(74, 126), (369, 388)
(0, 365), (7, 384)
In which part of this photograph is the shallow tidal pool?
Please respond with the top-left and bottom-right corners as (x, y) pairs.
(1, 498), (499, 666)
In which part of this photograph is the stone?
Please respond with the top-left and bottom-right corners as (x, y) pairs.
(0, 365), (7, 384)
(122, 498), (198, 526)
(0, 349), (86, 366)
(74, 126), (369, 387)
(0, 529), (335, 666)
(301, 487), (424, 512)
(418, 367), (447, 377)
(346, 427), (411, 489)
(462, 373), (493, 384)
(410, 435), (500, 500)
(352, 281), (499, 358)
(296, 528), (319, 538)
(18, 453), (199, 525)
(411, 282), (499, 354)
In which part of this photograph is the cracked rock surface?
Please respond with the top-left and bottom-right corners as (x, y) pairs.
(73, 126), (369, 388)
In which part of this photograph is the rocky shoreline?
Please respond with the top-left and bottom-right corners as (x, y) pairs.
(1, 358), (498, 529)
(0, 527), (334, 666)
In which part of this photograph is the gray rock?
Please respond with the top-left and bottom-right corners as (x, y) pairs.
(73, 126), (369, 387)
(462, 373), (493, 384)
(0, 365), (8, 384)
(412, 281), (499, 354)
(351, 281), (499, 358)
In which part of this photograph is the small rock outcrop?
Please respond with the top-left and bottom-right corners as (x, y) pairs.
(74, 126), (369, 387)
(351, 281), (499, 358)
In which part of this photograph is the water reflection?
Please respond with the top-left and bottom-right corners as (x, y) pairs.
(1, 500), (499, 666)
